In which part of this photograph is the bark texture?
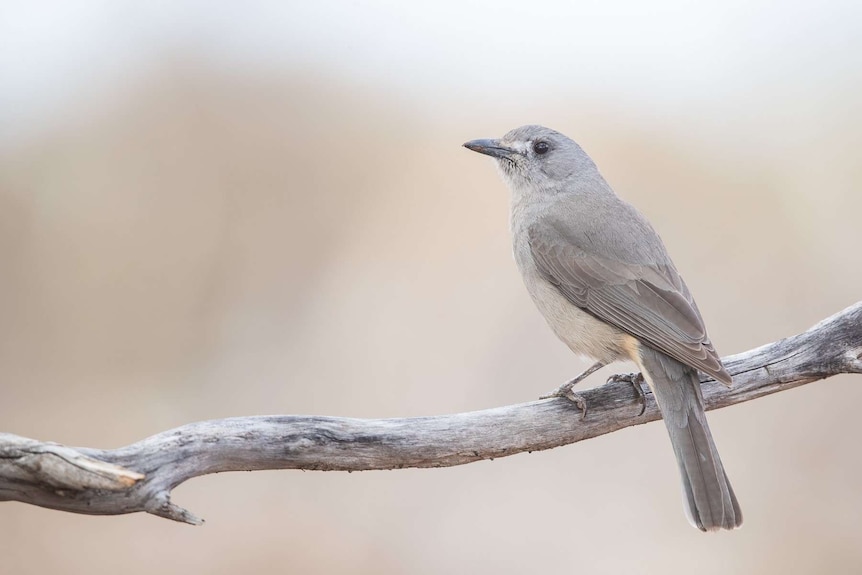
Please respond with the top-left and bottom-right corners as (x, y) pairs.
(2, 302), (860, 524)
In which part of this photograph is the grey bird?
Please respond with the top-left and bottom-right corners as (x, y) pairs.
(464, 125), (742, 531)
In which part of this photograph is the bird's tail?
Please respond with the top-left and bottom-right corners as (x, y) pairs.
(638, 346), (743, 531)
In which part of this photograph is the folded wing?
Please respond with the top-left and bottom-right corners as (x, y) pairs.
(528, 220), (731, 385)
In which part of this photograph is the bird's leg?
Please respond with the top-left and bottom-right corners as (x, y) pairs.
(540, 361), (605, 419)
(607, 372), (648, 416)
(540, 361), (605, 400)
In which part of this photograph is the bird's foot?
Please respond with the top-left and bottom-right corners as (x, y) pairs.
(540, 361), (604, 400)
(607, 372), (647, 416)
(541, 381), (589, 420)
(562, 390), (589, 420)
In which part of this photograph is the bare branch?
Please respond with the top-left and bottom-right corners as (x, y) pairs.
(2, 302), (860, 524)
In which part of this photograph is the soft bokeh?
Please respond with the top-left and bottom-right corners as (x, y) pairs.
(2, 2), (861, 573)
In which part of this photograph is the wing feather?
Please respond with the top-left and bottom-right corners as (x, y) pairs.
(529, 221), (731, 385)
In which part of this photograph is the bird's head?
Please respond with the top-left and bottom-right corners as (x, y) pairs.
(464, 125), (596, 194)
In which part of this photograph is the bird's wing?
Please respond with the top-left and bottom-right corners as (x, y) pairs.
(528, 219), (731, 385)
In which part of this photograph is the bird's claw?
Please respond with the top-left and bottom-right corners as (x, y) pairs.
(563, 390), (588, 420)
(607, 372), (647, 416)
(540, 386), (588, 419)
(539, 388), (566, 400)
(539, 361), (604, 400)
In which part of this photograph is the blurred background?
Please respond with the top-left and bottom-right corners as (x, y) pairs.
(1, 1), (861, 573)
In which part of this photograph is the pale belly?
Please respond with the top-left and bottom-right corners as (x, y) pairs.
(512, 228), (633, 364)
(524, 273), (631, 364)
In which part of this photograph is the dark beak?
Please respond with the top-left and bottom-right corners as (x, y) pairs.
(463, 139), (519, 160)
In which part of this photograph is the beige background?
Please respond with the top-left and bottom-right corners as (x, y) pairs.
(1, 2), (861, 573)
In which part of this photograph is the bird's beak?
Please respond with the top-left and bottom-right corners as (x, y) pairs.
(463, 139), (519, 160)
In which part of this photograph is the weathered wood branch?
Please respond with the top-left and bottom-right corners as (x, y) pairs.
(2, 303), (861, 525)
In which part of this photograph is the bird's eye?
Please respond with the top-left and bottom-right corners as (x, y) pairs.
(533, 141), (550, 155)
